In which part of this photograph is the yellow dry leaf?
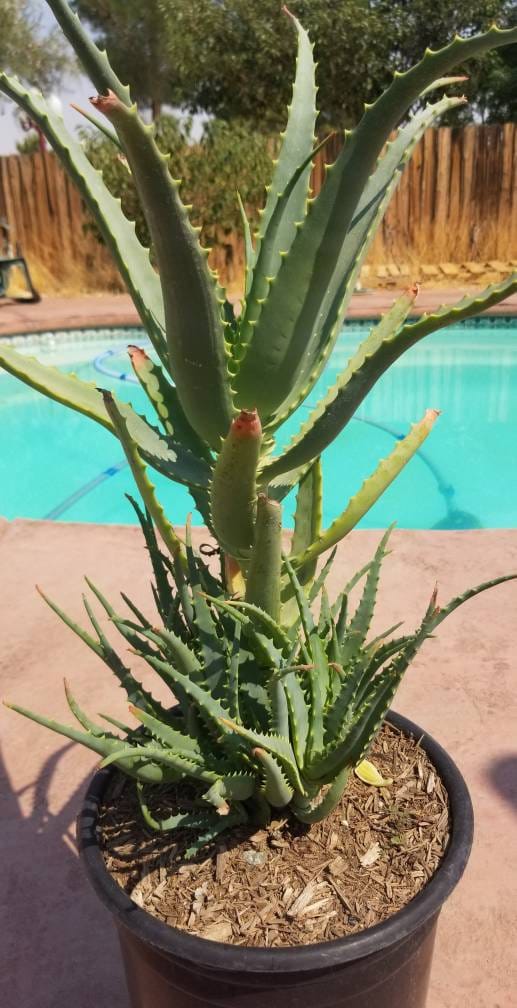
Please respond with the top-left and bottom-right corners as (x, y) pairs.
(354, 759), (393, 787)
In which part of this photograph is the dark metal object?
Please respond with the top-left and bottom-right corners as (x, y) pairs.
(0, 217), (40, 303)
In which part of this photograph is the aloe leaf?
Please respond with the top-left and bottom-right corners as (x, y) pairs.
(420, 74), (468, 97)
(99, 713), (134, 735)
(318, 585), (333, 636)
(64, 679), (116, 739)
(125, 495), (173, 625)
(271, 271), (517, 479)
(296, 548), (332, 611)
(239, 134), (330, 354)
(99, 744), (216, 781)
(128, 345), (211, 462)
(288, 458), (323, 591)
(263, 285), (418, 479)
(341, 527), (393, 659)
(323, 667), (360, 748)
(91, 91), (233, 448)
(139, 651), (231, 737)
(4, 701), (169, 782)
(136, 783), (219, 833)
(203, 774), (256, 813)
(366, 622), (405, 652)
(292, 409), (439, 568)
(203, 595), (285, 669)
(184, 806), (248, 859)
(102, 391), (185, 560)
(129, 706), (203, 761)
(237, 192), (254, 298)
(282, 556), (316, 638)
(252, 10), (317, 266)
(219, 717), (303, 792)
(0, 74), (166, 358)
(291, 766), (349, 823)
(265, 460), (314, 503)
(311, 596), (439, 780)
(268, 671), (290, 738)
(45, 0), (132, 104)
(210, 597), (292, 654)
(429, 573), (517, 631)
(398, 273), (517, 345)
(234, 92), (463, 421)
(71, 101), (122, 147)
(331, 558), (375, 625)
(0, 343), (186, 468)
(226, 621), (242, 722)
(347, 576), (517, 748)
(253, 748), (293, 807)
(184, 518), (227, 691)
(36, 585), (104, 660)
(283, 670), (309, 767)
(245, 495), (283, 621)
(37, 584), (164, 717)
(120, 591), (152, 629)
(305, 632), (329, 762)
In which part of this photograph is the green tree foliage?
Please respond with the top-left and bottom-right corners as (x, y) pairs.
(71, 0), (517, 128)
(83, 115), (273, 246)
(73, 0), (176, 118)
(372, 0), (517, 124)
(0, 0), (73, 90)
(16, 131), (41, 155)
(470, 44), (517, 121)
(154, 0), (517, 129)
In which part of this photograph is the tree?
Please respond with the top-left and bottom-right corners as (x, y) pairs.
(156, 0), (516, 128)
(73, 0), (176, 118)
(371, 0), (517, 123)
(70, 0), (516, 127)
(0, 0), (73, 90)
(161, 0), (388, 131)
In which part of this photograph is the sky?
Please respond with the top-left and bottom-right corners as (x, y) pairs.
(0, 75), (95, 155)
(0, 1), (106, 154)
(0, 2), (204, 154)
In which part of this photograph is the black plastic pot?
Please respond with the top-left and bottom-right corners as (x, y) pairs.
(77, 711), (473, 1008)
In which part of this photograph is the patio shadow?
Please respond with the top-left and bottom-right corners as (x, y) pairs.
(1, 743), (127, 1008)
(486, 755), (517, 815)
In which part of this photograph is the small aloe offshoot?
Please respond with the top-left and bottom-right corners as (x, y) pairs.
(2, 2), (517, 849)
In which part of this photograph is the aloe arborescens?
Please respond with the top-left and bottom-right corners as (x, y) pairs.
(2, 1), (517, 846)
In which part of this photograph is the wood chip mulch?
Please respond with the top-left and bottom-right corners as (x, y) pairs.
(98, 723), (449, 947)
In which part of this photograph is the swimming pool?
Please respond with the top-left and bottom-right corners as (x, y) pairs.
(1, 319), (516, 529)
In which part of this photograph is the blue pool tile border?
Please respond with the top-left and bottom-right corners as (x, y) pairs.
(1, 315), (517, 349)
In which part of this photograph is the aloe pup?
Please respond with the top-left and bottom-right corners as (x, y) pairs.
(1, 1), (517, 844)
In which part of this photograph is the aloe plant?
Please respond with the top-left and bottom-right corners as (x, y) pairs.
(7, 511), (514, 844)
(2, 3), (517, 845)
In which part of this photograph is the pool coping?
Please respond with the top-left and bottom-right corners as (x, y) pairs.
(1, 288), (517, 337)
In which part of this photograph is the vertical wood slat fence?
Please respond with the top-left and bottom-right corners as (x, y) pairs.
(0, 150), (119, 290)
(1, 123), (516, 294)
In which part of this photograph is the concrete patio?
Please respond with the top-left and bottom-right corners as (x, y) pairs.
(1, 519), (517, 1008)
(1, 287), (517, 336)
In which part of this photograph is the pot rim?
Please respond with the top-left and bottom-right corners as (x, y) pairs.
(77, 710), (473, 974)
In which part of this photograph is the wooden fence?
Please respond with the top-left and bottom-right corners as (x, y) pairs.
(0, 150), (120, 292)
(1, 123), (516, 294)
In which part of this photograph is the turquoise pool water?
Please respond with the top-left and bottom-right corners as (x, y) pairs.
(1, 319), (516, 529)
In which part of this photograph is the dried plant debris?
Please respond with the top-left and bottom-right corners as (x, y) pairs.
(99, 723), (449, 947)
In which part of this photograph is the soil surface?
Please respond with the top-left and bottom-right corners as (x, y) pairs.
(99, 723), (449, 947)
